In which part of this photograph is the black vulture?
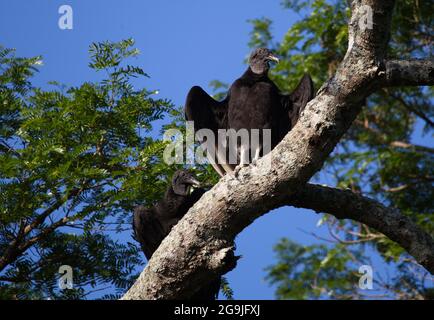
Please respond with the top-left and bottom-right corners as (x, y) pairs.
(185, 47), (314, 176)
(133, 169), (220, 299)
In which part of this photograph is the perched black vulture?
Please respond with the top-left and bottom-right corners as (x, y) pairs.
(185, 47), (314, 176)
(133, 169), (220, 300)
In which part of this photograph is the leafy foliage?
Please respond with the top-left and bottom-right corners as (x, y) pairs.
(0, 40), (178, 299)
(266, 239), (364, 299)
(220, 276), (234, 300)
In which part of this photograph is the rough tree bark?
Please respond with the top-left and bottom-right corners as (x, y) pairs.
(122, 0), (434, 299)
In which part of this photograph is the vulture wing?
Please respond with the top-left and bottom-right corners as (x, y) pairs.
(133, 205), (165, 260)
(185, 86), (231, 176)
(185, 86), (227, 132)
(284, 73), (315, 129)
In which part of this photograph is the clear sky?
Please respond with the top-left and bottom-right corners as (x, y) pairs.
(1, 0), (430, 299)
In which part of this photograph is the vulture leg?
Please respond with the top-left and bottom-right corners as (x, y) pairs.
(233, 144), (250, 177)
(201, 136), (226, 177)
(216, 136), (236, 175)
(208, 154), (226, 177)
(240, 144), (250, 166)
(251, 144), (262, 165)
(217, 150), (235, 175)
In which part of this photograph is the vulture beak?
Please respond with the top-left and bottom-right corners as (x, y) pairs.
(267, 55), (280, 63)
(186, 177), (201, 188)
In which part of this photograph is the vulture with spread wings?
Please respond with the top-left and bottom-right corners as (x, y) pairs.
(185, 48), (314, 177)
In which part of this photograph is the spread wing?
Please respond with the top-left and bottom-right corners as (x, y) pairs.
(284, 73), (315, 129)
(185, 86), (231, 176)
(185, 86), (227, 132)
(133, 205), (165, 260)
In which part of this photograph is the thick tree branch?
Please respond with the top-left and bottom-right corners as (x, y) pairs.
(382, 59), (434, 87)
(290, 184), (434, 272)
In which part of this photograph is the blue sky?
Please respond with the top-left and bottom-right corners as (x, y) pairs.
(1, 0), (431, 299)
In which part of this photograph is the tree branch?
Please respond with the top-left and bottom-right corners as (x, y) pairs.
(389, 91), (434, 128)
(382, 59), (434, 87)
(389, 140), (434, 154)
(354, 119), (434, 154)
(290, 184), (434, 273)
(0, 183), (90, 272)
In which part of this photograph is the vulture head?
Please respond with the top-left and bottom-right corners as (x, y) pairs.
(249, 48), (279, 75)
(171, 170), (201, 196)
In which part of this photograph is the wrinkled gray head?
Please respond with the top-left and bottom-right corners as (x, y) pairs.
(249, 48), (279, 75)
(172, 170), (201, 196)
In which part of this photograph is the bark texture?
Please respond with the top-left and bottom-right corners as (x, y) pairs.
(122, 0), (434, 299)
(383, 59), (434, 87)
